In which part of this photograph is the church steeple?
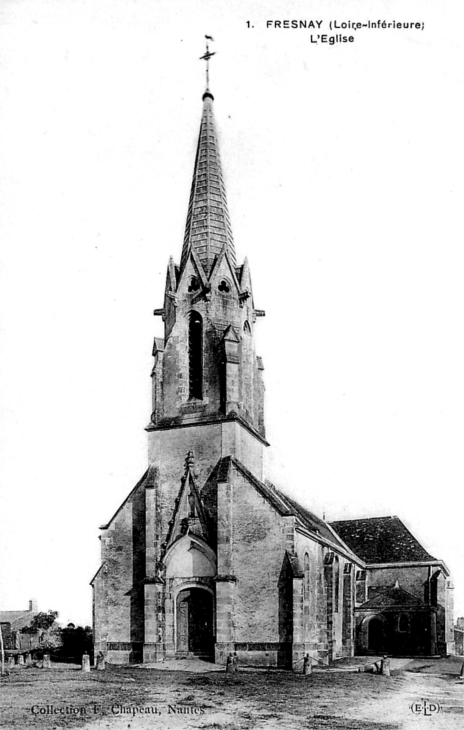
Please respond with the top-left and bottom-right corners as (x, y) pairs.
(180, 91), (236, 277)
(149, 74), (266, 440)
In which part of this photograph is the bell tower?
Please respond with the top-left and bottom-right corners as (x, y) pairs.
(148, 87), (266, 440)
(141, 82), (268, 662)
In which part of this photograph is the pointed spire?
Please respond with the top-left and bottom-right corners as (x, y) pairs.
(180, 92), (237, 277)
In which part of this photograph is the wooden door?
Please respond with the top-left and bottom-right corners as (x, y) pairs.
(177, 593), (190, 652)
(176, 589), (213, 655)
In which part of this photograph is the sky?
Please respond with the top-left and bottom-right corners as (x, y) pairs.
(1, 0), (463, 628)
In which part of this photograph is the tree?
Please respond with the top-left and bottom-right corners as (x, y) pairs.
(21, 610), (62, 655)
(59, 624), (93, 662)
(21, 611), (59, 634)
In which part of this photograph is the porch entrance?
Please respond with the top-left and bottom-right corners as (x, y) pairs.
(176, 588), (214, 658)
(368, 616), (387, 653)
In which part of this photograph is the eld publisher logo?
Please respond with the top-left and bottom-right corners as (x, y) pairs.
(410, 699), (441, 716)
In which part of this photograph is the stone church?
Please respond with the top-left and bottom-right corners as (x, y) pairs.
(91, 82), (455, 668)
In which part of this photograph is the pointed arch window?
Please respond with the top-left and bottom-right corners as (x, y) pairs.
(304, 553), (310, 601)
(398, 614), (409, 633)
(333, 556), (340, 613)
(189, 311), (203, 400)
(430, 572), (439, 606)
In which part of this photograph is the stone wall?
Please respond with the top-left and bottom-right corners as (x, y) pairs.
(231, 463), (289, 644)
(455, 627), (464, 655)
(214, 461), (291, 667)
(213, 462), (357, 668)
(147, 420), (265, 512)
(294, 533), (327, 664)
(152, 251), (265, 436)
(437, 575), (455, 655)
(366, 565), (454, 656)
(93, 477), (146, 664)
(367, 565), (429, 599)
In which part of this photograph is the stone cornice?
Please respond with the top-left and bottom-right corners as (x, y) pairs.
(366, 559), (450, 576)
(146, 412), (269, 446)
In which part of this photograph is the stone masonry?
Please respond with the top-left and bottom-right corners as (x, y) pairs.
(91, 81), (454, 667)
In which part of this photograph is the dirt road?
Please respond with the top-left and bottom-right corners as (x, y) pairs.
(0, 657), (462, 729)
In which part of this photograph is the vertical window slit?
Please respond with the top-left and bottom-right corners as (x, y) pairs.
(334, 556), (340, 613)
(189, 312), (203, 399)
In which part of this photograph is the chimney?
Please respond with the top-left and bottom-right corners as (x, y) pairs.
(29, 598), (38, 612)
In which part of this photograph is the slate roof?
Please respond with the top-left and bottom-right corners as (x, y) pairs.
(330, 516), (436, 564)
(279, 491), (346, 550)
(215, 456), (352, 555)
(359, 583), (427, 610)
(0, 610), (38, 631)
(180, 91), (236, 276)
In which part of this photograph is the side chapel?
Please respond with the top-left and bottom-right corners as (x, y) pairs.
(91, 78), (455, 668)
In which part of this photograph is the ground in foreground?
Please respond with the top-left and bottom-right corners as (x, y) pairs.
(0, 657), (463, 729)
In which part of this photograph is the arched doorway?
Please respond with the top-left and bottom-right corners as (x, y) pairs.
(368, 615), (387, 653)
(176, 588), (214, 658)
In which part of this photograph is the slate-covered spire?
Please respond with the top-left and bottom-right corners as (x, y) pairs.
(150, 80), (266, 439)
(180, 90), (236, 277)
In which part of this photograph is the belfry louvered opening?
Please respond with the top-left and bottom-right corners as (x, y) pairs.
(188, 311), (203, 400)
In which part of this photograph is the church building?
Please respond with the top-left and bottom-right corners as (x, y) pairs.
(91, 78), (455, 668)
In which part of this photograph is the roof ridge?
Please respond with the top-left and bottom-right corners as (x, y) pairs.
(99, 468), (150, 530)
(231, 461), (354, 555)
(362, 582), (428, 608)
(229, 457), (292, 516)
(389, 582), (428, 603)
(330, 515), (398, 525)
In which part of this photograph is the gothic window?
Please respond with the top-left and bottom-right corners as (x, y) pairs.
(333, 556), (340, 612)
(430, 573), (439, 606)
(355, 570), (367, 604)
(243, 320), (251, 334)
(398, 614), (409, 633)
(218, 279), (230, 293)
(188, 311), (203, 399)
(304, 553), (310, 601)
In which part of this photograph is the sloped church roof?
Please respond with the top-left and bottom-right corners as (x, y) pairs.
(212, 456), (358, 558)
(330, 516), (436, 564)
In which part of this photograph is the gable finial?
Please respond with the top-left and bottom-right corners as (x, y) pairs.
(185, 450), (195, 471)
(200, 35), (215, 100)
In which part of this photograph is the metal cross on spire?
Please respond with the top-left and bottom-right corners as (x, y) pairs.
(200, 35), (215, 90)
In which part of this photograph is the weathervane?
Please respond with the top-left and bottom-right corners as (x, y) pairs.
(200, 35), (215, 89)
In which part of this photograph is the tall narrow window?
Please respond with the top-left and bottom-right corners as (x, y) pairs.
(189, 311), (203, 399)
(304, 553), (310, 601)
(430, 573), (438, 606)
(303, 552), (310, 635)
(398, 614), (409, 633)
(333, 556), (340, 612)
